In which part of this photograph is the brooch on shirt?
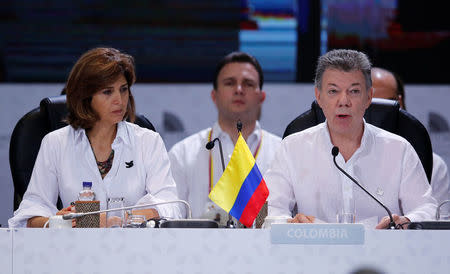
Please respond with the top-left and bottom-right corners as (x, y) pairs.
(376, 187), (384, 196)
(125, 161), (134, 168)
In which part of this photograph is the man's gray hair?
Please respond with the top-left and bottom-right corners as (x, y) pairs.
(314, 49), (372, 90)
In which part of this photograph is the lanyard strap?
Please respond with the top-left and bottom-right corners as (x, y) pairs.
(208, 128), (263, 193)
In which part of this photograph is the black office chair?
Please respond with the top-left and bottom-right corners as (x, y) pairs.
(283, 98), (433, 183)
(9, 95), (156, 211)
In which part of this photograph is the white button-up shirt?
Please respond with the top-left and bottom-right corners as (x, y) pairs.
(266, 121), (437, 225)
(431, 153), (450, 204)
(169, 121), (281, 219)
(9, 121), (181, 227)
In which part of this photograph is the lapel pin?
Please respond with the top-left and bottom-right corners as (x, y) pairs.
(125, 161), (134, 168)
(376, 187), (384, 196)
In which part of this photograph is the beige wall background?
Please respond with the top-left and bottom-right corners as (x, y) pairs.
(1, 83), (449, 226)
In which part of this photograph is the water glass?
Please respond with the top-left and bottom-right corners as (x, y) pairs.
(106, 197), (125, 228)
(337, 199), (356, 224)
(337, 212), (356, 223)
(125, 215), (147, 228)
(262, 216), (289, 229)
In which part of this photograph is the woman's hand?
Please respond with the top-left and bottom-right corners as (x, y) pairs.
(56, 205), (76, 227)
(27, 205), (76, 228)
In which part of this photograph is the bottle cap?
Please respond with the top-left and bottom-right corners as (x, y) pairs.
(82, 181), (92, 188)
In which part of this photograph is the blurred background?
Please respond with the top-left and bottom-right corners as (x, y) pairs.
(1, 0), (448, 83)
(0, 0), (449, 226)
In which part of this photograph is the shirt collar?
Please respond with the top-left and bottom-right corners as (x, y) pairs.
(359, 119), (371, 150)
(322, 118), (372, 159)
(321, 122), (335, 155)
(114, 121), (132, 147)
(73, 121), (132, 147)
(74, 126), (87, 144)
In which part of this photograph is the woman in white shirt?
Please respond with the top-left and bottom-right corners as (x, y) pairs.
(9, 47), (181, 228)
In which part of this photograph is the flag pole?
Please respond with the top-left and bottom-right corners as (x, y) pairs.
(224, 120), (242, 228)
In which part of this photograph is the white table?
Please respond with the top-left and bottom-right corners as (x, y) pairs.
(2, 228), (449, 274)
(0, 229), (12, 273)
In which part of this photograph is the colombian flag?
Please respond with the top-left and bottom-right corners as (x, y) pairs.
(208, 133), (269, 227)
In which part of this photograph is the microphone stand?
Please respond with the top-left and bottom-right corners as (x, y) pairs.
(223, 120), (244, 228)
(436, 200), (450, 220)
(206, 137), (225, 172)
(331, 147), (396, 229)
(226, 120), (243, 228)
(63, 200), (192, 220)
(407, 200), (450, 230)
(206, 136), (235, 228)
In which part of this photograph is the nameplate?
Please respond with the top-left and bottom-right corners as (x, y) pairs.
(271, 223), (365, 245)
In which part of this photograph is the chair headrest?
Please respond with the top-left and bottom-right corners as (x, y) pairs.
(364, 98), (400, 133)
(40, 95), (68, 131)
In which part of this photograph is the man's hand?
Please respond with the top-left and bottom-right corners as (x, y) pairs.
(376, 214), (410, 229)
(288, 213), (315, 223)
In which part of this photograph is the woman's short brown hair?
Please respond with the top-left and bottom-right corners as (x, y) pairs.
(66, 47), (136, 129)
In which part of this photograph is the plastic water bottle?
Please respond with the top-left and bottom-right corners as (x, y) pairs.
(78, 181), (95, 201)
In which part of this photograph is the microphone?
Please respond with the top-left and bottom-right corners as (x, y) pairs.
(63, 200), (219, 228)
(205, 136), (234, 228)
(407, 200), (450, 230)
(236, 120), (242, 132)
(436, 200), (450, 220)
(331, 146), (397, 229)
(205, 138), (225, 172)
(407, 199), (450, 229)
(63, 200), (192, 220)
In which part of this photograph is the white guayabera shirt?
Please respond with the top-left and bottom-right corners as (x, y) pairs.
(9, 121), (181, 227)
(266, 121), (437, 225)
(431, 153), (450, 205)
(169, 121), (281, 221)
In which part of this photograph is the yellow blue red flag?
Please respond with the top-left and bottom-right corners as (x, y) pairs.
(208, 133), (269, 227)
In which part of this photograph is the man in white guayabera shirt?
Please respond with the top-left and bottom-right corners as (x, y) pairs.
(266, 49), (436, 229)
(169, 52), (281, 224)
